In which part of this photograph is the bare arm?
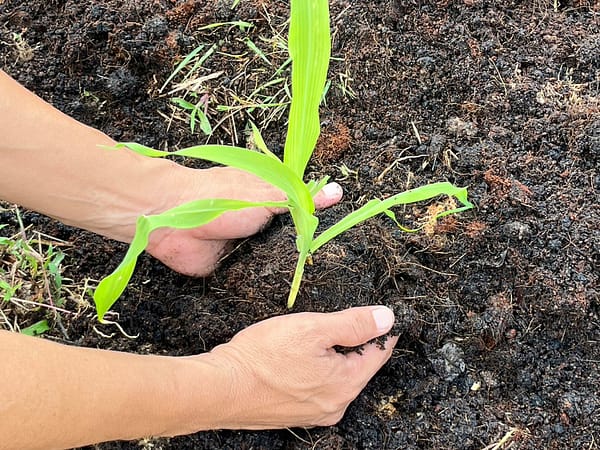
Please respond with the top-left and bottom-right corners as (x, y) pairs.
(0, 69), (186, 242)
(0, 307), (396, 450)
(0, 330), (229, 449)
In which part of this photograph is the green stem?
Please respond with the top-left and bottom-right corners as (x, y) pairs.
(287, 251), (308, 308)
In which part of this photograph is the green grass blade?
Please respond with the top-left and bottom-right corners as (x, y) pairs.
(115, 143), (315, 214)
(197, 21), (253, 32)
(245, 38), (271, 65)
(160, 44), (205, 93)
(310, 182), (474, 253)
(94, 198), (288, 321)
(249, 121), (278, 160)
(283, 0), (331, 177)
(20, 320), (50, 336)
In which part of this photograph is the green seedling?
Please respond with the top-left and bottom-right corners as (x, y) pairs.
(171, 96), (213, 135)
(20, 320), (50, 337)
(93, 0), (473, 321)
(0, 279), (20, 302)
(1, 224), (66, 306)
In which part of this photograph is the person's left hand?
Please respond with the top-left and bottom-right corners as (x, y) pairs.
(145, 166), (343, 276)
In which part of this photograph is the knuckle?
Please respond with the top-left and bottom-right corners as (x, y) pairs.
(321, 409), (346, 426)
(350, 319), (365, 341)
(317, 401), (343, 422)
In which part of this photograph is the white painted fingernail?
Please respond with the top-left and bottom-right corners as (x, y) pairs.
(321, 182), (343, 199)
(372, 306), (394, 333)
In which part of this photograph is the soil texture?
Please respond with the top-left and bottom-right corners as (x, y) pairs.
(1, 0), (599, 449)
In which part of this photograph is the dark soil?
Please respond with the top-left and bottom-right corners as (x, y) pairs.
(1, 0), (599, 448)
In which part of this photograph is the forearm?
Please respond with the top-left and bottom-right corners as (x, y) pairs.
(0, 70), (185, 242)
(0, 331), (231, 450)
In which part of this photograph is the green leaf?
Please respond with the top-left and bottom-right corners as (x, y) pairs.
(249, 121), (279, 160)
(197, 21), (253, 32)
(94, 198), (289, 321)
(196, 108), (212, 135)
(286, 206), (319, 308)
(310, 182), (474, 253)
(189, 109), (197, 133)
(287, 248), (311, 308)
(283, 0), (331, 178)
(115, 143), (314, 216)
(0, 279), (19, 302)
(21, 320), (50, 336)
(171, 97), (196, 111)
(160, 45), (205, 93)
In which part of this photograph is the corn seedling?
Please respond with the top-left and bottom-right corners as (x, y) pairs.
(93, 0), (473, 321)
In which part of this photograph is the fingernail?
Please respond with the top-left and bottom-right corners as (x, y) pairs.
(372, 306), (394, 333)
(321, 182), (343, 199)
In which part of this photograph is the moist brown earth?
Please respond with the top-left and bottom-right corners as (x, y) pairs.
(1, 0), (599, 449)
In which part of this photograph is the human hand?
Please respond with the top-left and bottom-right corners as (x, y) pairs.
(145, 165), (343, 276)
(202, 306), (397, 429)
(0, 72), (342, 277)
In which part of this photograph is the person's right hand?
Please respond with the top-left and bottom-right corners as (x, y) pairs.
(200, 306), (397, 429)
(0, 307), (395, 449)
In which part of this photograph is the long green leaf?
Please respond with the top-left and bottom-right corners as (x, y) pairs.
(94, 198), (288, 321)
(115, 143), (315, 216)
(310, 182), (474, 253)
(283, 0), (331, 177)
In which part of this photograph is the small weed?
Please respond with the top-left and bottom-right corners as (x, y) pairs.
(11, 30), (36, 62)
(0, 205), (90, 334)
(159, 16), (291, 143)
(171, 95), (212, 136)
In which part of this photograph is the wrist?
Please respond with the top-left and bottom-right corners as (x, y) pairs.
(76, 152), (193, 243)
(0, 70), (193, 244)
(172, 350), (243, 433)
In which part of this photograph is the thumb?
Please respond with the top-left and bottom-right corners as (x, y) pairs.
(267, 182), (343, 216)
(320, 306), (395, 348)
(313, 182), (343, 209)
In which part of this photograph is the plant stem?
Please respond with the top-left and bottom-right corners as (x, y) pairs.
(287, 252), (308, 308)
